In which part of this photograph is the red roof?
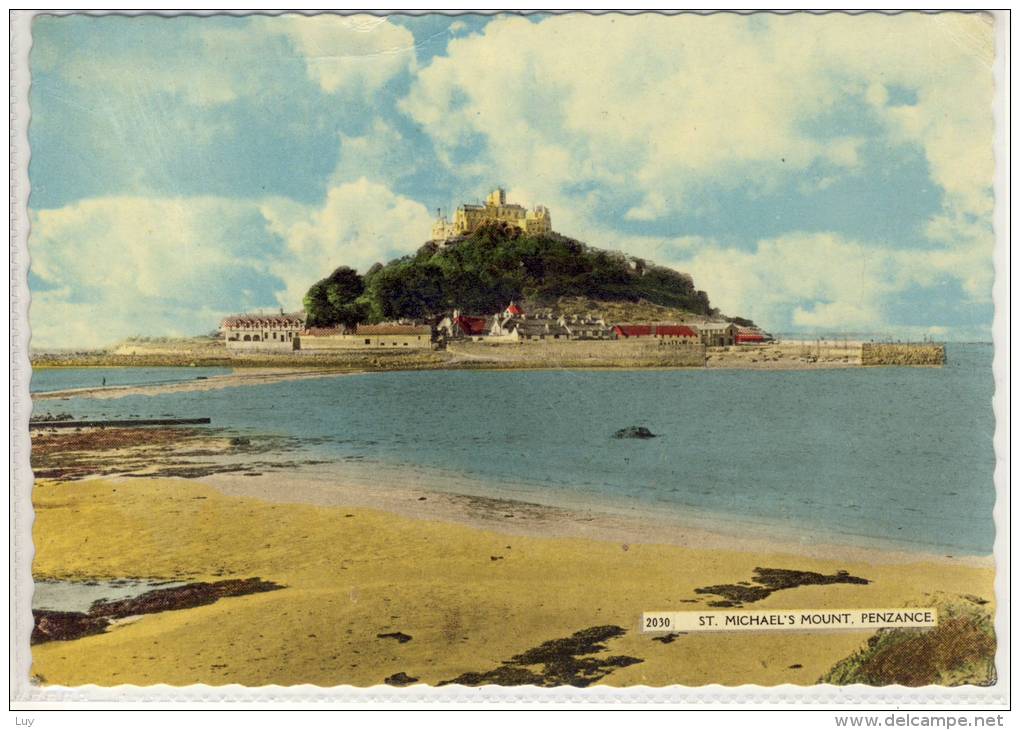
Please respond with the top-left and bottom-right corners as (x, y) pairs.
(655, 325), (698, 338)
(613, 324), (698, 338)
(454, 315), (489, 336)
(736, 331), (766, 343)
(614, 324), (653, 338)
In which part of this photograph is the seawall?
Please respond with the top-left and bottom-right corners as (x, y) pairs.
(861, 343), (946, 366)
(447, 340), (707, 368)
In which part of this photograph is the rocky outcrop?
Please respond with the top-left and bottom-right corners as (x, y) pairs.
(31, 610), (112, 644)
(612, 426), (657, 439)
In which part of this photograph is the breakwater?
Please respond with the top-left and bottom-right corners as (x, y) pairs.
(447, 340), (707, 368)
(861, 343), (946, 366)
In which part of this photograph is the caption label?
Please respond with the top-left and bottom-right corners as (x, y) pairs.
(642, 608), (938, 633)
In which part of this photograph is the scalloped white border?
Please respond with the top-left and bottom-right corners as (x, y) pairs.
(8, 8), (1010, 708)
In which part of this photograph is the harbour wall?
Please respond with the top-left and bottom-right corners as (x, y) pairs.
(861, 343), (946, 366)
(447, 339), (707, 368)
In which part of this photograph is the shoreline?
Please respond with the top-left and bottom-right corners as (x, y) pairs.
(197, 466), (992, 568)
(28, 409), (990, 563)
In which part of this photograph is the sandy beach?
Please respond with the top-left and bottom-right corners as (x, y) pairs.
(30, 445), (995, 687)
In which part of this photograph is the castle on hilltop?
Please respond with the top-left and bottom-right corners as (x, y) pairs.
(431, 188), (552, 242)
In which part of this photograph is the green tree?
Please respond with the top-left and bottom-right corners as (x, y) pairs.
(304, 266), (366, 327)
(303, 226), (720, 325)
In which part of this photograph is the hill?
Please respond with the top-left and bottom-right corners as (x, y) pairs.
(303, 222), (730, 327)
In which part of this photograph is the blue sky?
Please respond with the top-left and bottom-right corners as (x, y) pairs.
(27, 12), (996, 347)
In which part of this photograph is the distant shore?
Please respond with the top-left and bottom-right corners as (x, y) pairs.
(30, 337), (949, 381)
(28, 340), (912, 400)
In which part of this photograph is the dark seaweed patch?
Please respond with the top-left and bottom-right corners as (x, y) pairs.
(32, 578), (284, 644)
(384, 672), (419, 687)
(440, 625), (642, 687)
(652, 632), (685, 644)
(695, 567), (870, 607)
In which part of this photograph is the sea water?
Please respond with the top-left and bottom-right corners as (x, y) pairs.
(29, 344), (996, 555)
(31, 366), (232, 393)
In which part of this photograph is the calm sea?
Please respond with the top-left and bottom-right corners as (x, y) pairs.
(31, 366), (232, 393)
(30, 345), (997, 555)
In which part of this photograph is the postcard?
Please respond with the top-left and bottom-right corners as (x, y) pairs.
(9, 10), (1008, 707)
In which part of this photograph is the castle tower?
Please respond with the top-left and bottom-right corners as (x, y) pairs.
(432, 188), (553, 242)
(486, 188), (507, 207)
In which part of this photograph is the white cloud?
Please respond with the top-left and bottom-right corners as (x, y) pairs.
(29, 197), (282, 349)
(268, 15), (417, 93)
(400, 12), (995, 336)
(334, 120), (418, 185)
(657, 230), (990, 334)
(402, 12), (994, 232)
(29, 181), (433, 348)
(261, 178), (433, 308)
(36, 14), (417, 107)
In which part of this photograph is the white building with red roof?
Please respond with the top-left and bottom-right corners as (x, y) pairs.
(221, 312), (305, 351)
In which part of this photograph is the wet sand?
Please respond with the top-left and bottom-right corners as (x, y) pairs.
(203, 468), (991, 568)
(30, 469), (995, 687)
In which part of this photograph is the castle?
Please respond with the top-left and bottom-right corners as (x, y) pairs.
(431, 188), (552, 242)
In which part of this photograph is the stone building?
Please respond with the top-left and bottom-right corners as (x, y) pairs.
(221, 312), (305, 351)
(298, 324), (433, 351)
(558, 314), (614, 340)
(692, 322), (739, 347)
(489, 317), (571, 343)
(431, 188), (552, 242)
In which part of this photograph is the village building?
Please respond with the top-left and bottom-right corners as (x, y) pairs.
(437, 311), (492, 341)
(612, 324), (700, 344)
(460, 301), (615, 343)
(221, 312), (305, 351)
(691, 322), (739, 347)
(558, 314), (614, 340)
(489, 317), (572, 342)
(431, 188), (552, 243)
(297, 323), (433, 351)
